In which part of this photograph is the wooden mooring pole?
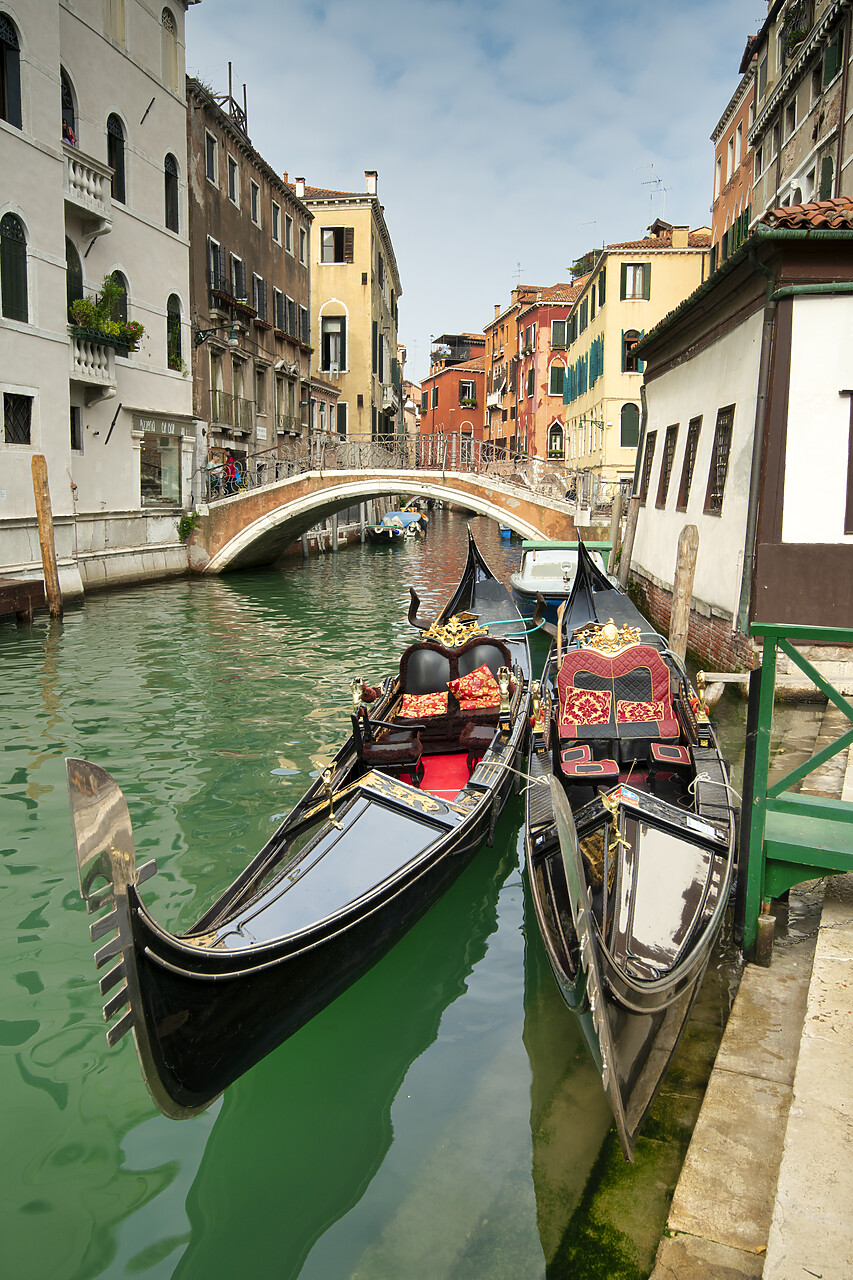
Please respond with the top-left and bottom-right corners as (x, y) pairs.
(607, 492), (623, 573)
(31, 454), (63, 619)
(669, 524), (699, 664)
(616, 497), (639, 589)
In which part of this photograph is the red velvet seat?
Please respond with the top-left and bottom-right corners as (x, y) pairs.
(556, 644), (679, 741)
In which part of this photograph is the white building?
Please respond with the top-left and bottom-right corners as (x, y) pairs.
(0, 0), (196, 597)
(629, 198), (853, 669)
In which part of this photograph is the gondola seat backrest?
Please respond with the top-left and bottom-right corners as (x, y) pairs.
(557, 643), (678, 740)
(396, 637), (512, 740)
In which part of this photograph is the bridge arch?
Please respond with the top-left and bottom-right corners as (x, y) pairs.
(193, 469), (576, 573)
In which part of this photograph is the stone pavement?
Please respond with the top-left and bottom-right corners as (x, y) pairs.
(650, 700), (853, 1280)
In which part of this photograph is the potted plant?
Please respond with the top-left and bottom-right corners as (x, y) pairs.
(69, 274), (145, 352)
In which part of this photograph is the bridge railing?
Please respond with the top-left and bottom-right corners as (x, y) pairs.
(202, 432), (575, 505)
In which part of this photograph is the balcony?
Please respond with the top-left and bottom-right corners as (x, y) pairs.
(211, 389), (254, 434)
(69, 330), (116, 403)
(382, 382), (401, 414)
(63, 144), (113, 238)
(486, 390), (503, 408)
(275, 414), (302, 436)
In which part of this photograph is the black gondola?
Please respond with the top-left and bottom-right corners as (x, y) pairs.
(523, 541), (736, 1160)
(68, 531), (533, 1119)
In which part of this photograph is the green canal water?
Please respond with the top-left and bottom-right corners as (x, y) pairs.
(2, 512), (745, 1279)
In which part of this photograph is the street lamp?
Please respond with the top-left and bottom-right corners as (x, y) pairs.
(194, 322), (238, 348)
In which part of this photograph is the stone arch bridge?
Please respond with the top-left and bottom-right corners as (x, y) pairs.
(189, 468), (580, 573)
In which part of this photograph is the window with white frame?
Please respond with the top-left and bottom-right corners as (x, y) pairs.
(458, 380), (476, 407)
(252, 273), (267, 321)
(549, 363), (565, 396)
(620, 263), (650, 300)
(321, 316), (345, 371)
(320, 227), (352, 263)
(3, 389), (33, 443)
(230, 254), (245, 300)
(284, 213), (293, 254)
(273, 287), (284, 331)
(299, 226), (307, 264)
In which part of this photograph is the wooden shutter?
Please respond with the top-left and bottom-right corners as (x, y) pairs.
(819, 155), (834, 200)
(620, 263), (628, 299)
(598, 268), (606, 307)
(344, 228), (354, 263)
(337, 401), (347, 436)
(372, 320), (377, 373)
(1, 213), (27, 322)
(642, 264), (651, 300)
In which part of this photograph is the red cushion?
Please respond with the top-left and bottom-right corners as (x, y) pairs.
(650, 742), (691, 765)
(400, 691), (448, 717)
(448, 663), (500, 708)
(616, 698), (669, 724)
(562, 758), (619, 779)
(560, 744), (592, 765)
(559, 688), (612, 727)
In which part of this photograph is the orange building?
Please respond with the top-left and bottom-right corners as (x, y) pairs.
(419, 354), (485, 457)
(515, 280), (587, 459)
(483, 286), (541, 451)
(710, 63), (755, 271)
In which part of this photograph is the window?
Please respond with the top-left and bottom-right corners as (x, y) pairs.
(320, 227), (353, 263)
(715, 155), (722, 199)
(164, 153), (179, 233)
(107, 114), (126, 203)
(286, 295), (296, 336)
(824, 27), (842, 86)
(1, 213), (27, 321)
(337, 402), (347, 437)
(250, 180), (260, 225)
(527, 367), (534, 396)
(639, 430), (657, 503)
(227, 155), (238, 205)
(4, 391), (31, 443)
(735, 121), (742, 168)
(785, 98), (796, 139)
(548, 423), (564, 457)
(109, 270), (128, 325)
(755, 144), (763, 175)
(299, 305), (309, 345)
(271, 201), (280, 243)
(704, 406), (734, 514)
(208, 237), (226, 292)
(579, 298), (588, 333)
(255, 366), (265, 414)
(458, 380), (476, 406)
(656, 425), (679, 507)
(551, 320), (567, 348)
(727, 135), (734, 183)
(141, 434), (180, 504)
(70, 405), (82, 452)
(819, 154), (834, 200)
(104, 0), (125, 45)
(622, 329), (643, 373)
(166, 294), (181, 370)
(620, 263), (650, 300)
(252, 273), (267, 321)
(273, 287), (283, 331)
(205, 132), (217, 183)
(677, 416), (702, 509)
(284, 213), (293, 254)
(321, 316), (346, 371)
(61, 68), (76, 145)
(549, 363), (565, 396)
(230, 254), (245, 301)
(65, 238), (82, 319)
(598, 269), (606, 307)
(620, 402), (640, 447)
(161, 8), (178, 92)
(431, 386), (439, 409)
(299, 226), (307, 265)
(421, 391), (428, 412)
(758, 53), (768, 99)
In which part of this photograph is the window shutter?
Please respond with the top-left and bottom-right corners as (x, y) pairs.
(372, 320), (377, 373)
(1, 213), (27, 322)
(337, 402), (347, 436)
(642, 264), (651, 300)
(819, 155), (834, 200)
(598, 268), (606, 307)
(620, 263), (628, 299)
(339, 316), (347, 367)
(218, 245), (227, 291)
(620, 329), (626, 373)
(637, 330), (645, 375)
(344, 228), (354, 263)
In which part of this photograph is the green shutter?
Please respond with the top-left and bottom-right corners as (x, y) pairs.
(598, 267), (606, 306)
(337, 402), (347, 436)
(1, 213), (27, 322)
(819, 155), (834, 200)
(637, 330), (645, 375)
(372, 320), (377, 373)
(620, 263), (628, 299)
(642, 263), (651, 300)
(620, 329), (625, 372)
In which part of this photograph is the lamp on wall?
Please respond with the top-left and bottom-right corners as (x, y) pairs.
(194, 323), (239, 348)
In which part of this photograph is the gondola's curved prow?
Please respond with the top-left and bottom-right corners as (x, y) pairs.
(67, 757), (207, 1118)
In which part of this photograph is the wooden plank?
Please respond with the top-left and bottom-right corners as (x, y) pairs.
(0, 577), (46, 620)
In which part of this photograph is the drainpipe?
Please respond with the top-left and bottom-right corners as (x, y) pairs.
(835, 9), (851, 198)
(737, 246), (777, 634)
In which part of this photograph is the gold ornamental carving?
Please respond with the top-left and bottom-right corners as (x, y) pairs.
(423, 614), (488, 646)
(575, 618), (641, 656)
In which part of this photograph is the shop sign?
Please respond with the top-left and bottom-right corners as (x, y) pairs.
(133, 414), (196, 438)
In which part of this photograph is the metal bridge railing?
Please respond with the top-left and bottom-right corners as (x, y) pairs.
(202, 432), (579, 506)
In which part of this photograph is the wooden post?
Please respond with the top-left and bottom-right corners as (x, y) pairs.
(607, 492), (623, 573)
(31, 454), (63, 618)
(669, 524), (699, 664)
(616, 496), (640, 588)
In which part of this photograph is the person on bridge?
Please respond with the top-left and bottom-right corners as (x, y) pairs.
(224, 453), (237, 495)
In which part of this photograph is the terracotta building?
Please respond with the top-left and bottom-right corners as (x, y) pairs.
(483, 286), (541, 451)
(187, 77), (312, 478)
(711, 66), (756, 271)
(515, 281), (587, 460)
(419, 354), (485, 459)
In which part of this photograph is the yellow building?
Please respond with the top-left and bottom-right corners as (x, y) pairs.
(561, 221), (710, 506)
(296, 171), (402, 439)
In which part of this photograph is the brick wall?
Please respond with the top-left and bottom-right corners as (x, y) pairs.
(629, 569), (755, 672)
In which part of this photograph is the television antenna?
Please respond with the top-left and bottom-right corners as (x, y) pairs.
(635, 163), (669, 220)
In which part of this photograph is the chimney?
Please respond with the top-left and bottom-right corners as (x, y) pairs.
(672, 225), (689, 249)
(295, 177), (305, 198)
(283, 170), (288, 184)
(365, 169), (378, 196)
(494, 304), (500, 319)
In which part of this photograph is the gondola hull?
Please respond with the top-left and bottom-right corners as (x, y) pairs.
(523, 541), (736, 1159)
(69, 531), (531, 1118)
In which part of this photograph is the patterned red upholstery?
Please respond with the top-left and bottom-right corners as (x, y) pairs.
(616, 699), (669, 724)
(560, 744), (592, 766)
(560, 758), (619, 781)
(650, 742), (691, 766)
(448, 664), (500, 708)
(556, 644), (678, 740)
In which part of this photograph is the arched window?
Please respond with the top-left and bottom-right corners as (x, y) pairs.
(0, 12), (22, 130)
(622, 329), (642, 373)
(164, 153), (179, 232)
(161, 8), (178, 92)
(166, 294), (181, 369)
(620, 402), (640, 448)
(548, 422), (564, 458)
(60, 68), (76, 145)
(65, 237), (82, 320)
(109, 270), (128, 324)
(1, 213), (27, 321)
(107, 114), (126, 203)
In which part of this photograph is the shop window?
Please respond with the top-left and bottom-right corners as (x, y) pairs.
(141, 434), (181, 504)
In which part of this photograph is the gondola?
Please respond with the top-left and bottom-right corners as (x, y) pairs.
(523, 541), (736, 1160)
(67, 530), (533, 1119)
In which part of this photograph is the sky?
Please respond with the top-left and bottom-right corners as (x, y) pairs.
(186, 0), (767, 381)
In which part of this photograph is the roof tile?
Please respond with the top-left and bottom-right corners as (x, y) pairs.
(764, 197), (853, 230)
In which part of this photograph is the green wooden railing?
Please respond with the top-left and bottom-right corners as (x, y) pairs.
(738, 622), (853, 954)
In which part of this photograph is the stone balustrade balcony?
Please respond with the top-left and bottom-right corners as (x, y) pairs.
(69, 330), (116, 403)
(63, 143), (113, 237)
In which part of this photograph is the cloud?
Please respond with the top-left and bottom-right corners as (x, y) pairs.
(187, 0), (752, 378)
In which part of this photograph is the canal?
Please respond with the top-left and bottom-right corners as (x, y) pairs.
(3, 511), (746, 1280)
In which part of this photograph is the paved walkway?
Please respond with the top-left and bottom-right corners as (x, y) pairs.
(650, 701), (853, 1280)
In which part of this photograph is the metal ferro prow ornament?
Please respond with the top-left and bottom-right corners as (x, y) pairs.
(497, 665), (512, 733)
(530, 680), (544, 733)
